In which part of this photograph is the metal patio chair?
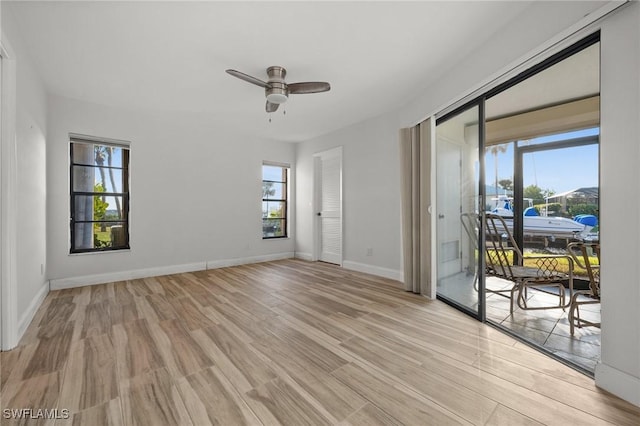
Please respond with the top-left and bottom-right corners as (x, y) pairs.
(567, 241), (600, 335)
(484, 213), (574, 314)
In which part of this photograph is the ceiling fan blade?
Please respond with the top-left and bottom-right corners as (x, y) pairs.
(226, 69), (271, 88)
(288, 82), (331, 94)
(266, 101), (279, 113)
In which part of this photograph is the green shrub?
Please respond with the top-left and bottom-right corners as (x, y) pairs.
(534, 202), (562, 215)
(568, 203), (599, 217)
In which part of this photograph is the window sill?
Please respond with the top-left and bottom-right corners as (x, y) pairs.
(69, 248), (131, 256)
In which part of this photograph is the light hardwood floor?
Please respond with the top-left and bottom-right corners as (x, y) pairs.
(1, 259), (639, 425)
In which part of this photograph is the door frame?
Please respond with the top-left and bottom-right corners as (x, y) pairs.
(312, 146), (343, 265)
(435, 135), (465, 280)
(513, 135), (599, 250)
(1, 39), (19, 351)
(434, 100), (487, 321)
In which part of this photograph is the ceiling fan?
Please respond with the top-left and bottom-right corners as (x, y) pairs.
(226, 66), (330, 112)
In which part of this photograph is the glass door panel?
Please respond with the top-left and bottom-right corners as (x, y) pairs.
(436, 104), (482, 315)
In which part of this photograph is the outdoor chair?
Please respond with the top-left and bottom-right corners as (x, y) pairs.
(567, 241), (600, 335)
(484, 213), (574, 314)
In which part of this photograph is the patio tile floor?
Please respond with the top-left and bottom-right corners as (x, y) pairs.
(486, 277), (601, 373)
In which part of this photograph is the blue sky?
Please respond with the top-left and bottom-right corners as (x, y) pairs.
(485, 128), (599, 195)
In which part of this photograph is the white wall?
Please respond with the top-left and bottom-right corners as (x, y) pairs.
(596, 2), (640, 406)
(15, 54), (47, 327)
(47, 96), (296, 287)
(295, 111), (403, 279)
(1, 8), (49, 341)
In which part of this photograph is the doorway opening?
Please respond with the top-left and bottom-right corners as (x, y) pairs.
(313, 147), (343, 266)
(435, 104), (483, 318)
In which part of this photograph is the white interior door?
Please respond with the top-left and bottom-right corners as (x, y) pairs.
(315, 147), (342, 265)
(436, 137), (463, 279)
(435, 104), (481, 314)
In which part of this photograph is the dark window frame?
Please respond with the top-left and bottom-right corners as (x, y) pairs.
(262, 164), (288, 239)
(70, 138), (130, 253)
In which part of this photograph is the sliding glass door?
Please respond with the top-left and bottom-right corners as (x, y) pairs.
(435, 103), (484, 318)
(431, 32), (601, 374)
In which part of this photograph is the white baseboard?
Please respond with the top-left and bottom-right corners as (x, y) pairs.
(206, 252), (294, 269)
(595, 363), (640, 407)
(49, 262), (207, 290)
(17, 281), (49, 342)
(49, 253), (297, 290)
(294, 252), (313, 261)
(342, 260), (403, 282)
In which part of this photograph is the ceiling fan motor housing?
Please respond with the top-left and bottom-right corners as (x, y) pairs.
(225, 65), (330, 111)
(266, 66), (289, 104)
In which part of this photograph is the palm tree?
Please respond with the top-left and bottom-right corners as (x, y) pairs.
(94, 146), (108, 193)
(94, 146), (108, 231)
(488, 144), (508, 196)
(106, 147), (122, 218)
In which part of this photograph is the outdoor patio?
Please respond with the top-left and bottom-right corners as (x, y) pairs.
(485, 276), (601, 373)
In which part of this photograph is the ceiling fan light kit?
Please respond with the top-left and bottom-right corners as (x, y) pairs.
(226, 66), (330, 112)
(265, 85), (289, 104)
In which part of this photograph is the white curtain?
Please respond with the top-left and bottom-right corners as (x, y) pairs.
(399, 118), (433, 296)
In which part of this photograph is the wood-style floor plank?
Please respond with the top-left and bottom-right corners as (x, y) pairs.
(64, 399), (124, 426)
(58, 334), (118, 412)
(340, 336), (499, 424)
(23, 321), (74, 380)
(3, 371), (62, 426)
(119, 367), (192, 426)
(1, 344), (24, 392)
(484, 405), (543, 426)
(171, 296), (217, 330)
(339, 403), (404, 426)
(80, 301), (111, 339)
(199, 323), (277, 388)
(245, 377), (333, 426)
(423, 352), (618, 425)
(472, 353), (640, 425)
(331, 362), (472, 425)
(176, 365), (261, 426)
(1, 259), (639, 425)
(112, 319), (165, 380)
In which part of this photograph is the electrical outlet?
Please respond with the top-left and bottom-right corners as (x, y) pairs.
(366, 248), (373, 256)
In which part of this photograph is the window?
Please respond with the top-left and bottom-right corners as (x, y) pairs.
(70, 135), (130, 253)
(262, 163), (288, 238)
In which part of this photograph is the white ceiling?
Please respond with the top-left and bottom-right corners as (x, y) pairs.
(4, 1), (593, 142)
(486, 42), (600, 120)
